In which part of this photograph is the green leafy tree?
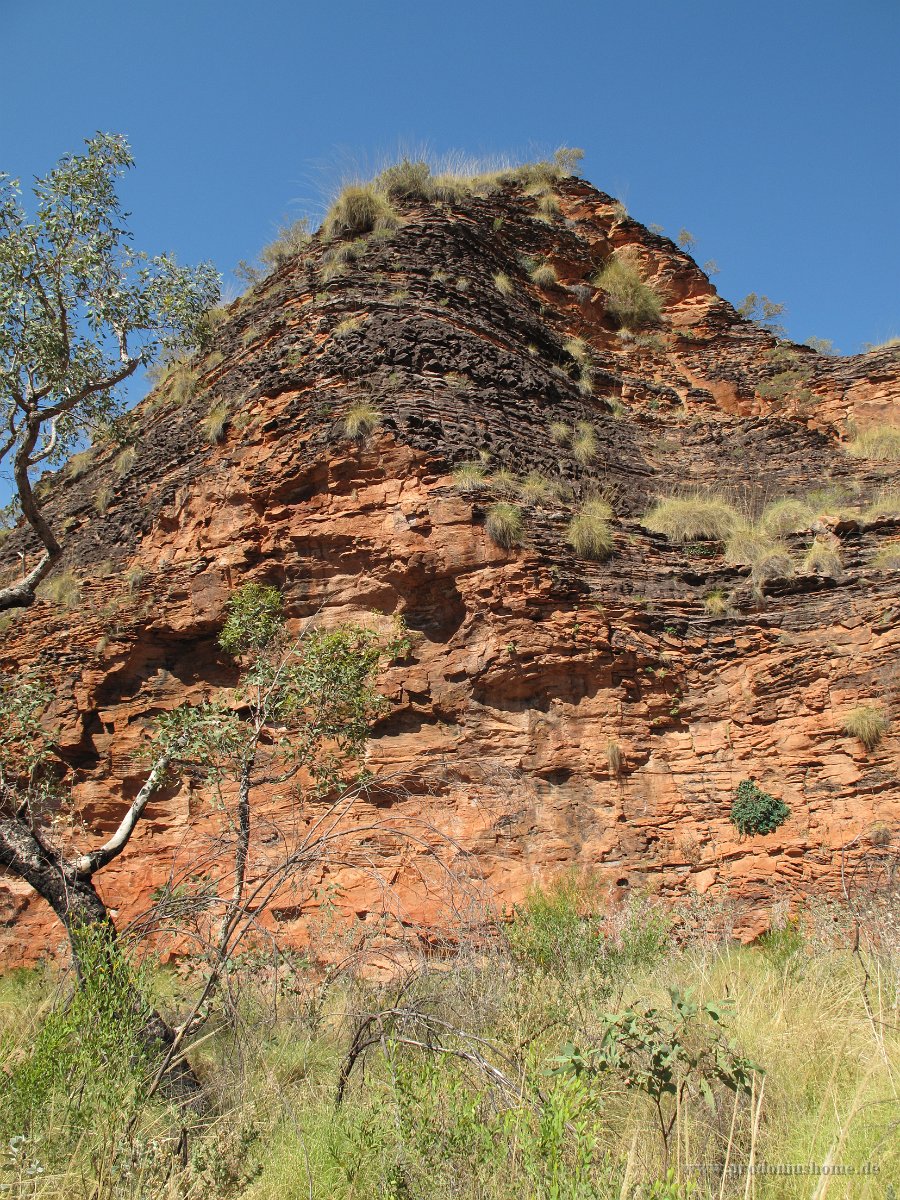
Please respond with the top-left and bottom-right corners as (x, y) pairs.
(0, 133), (220, 609)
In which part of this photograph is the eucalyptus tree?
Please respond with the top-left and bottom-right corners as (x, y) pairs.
(0, 133), (220, 608)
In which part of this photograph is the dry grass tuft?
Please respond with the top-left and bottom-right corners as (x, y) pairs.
(572, 421), (598, 464)
(873, 541), (900, 569)
(803, 537), (842, 578)
(846, 424), (900, 462)
(529, 260), (558, 288)
(201, 402), (230, 445)
(843, 704), (889, 749)
(323, 184), (400, 239)
(567, 498), (614, 561)
(39, 570), (81, 609)
(452, 463), (488, 494)
(594, 254), (662, 330)
(759, 497), (815, 535)
(493, 272), (514, 297)
(344, 401), (381, 441)
(485, 503), (524, 549)
(518, 474), (556, 505)
(643, 494), (740, 542)
(112, 447), (135, 479)
(549, 421), (571, 446)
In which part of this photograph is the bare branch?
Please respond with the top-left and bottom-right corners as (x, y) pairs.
(73, 753), (171, 877)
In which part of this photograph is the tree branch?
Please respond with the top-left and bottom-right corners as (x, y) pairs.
(73, 753), (171, 878)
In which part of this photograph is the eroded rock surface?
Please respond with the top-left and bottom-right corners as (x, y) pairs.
(2, 175), (898, 962)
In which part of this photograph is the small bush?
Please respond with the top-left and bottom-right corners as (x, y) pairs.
(529, 260), (558, 288)
(864, 490), (900, 522)
(594, 255), (662, 330)
(549, 421), (571, 445)
(643, 494), (739, 542)
(803, 537), (842, 578)
(493, 272), (513, 296)
(730, 779), (790, 837)
(94, 484), (114, 514)
(202, 402), (230, 444)
(485, 503), (524, 549)
(843, 705), (889, 750)
(566, 499), (614, 561)
(65, 448), (96, 481)
(452, 463), (488, 494)
(323, 184), (399, 239)
(846, 425), (900, 462)
(344, 401), (381, 441)
(759, 498), (815, 535)
(572, 421), (598, 464)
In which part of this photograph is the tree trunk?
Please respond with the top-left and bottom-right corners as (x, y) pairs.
(0, 816), (204, 1105)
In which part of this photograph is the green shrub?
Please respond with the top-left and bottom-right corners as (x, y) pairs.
(594, 255), (662, 330)
(566, 499), (614, 560)
(571, 421), (598, 464)
(344, 401), (381, 441)
(643, 494), (739, 542)
(846, 425), (900, 462)
(323, 184), (399, 239)
(730, 779), (790, 837)
(452, 462), (488, 494)
(843, 705), (889, 749)
(485, 503), (524, 549)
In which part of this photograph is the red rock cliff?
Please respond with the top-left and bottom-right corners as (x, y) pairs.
(2, 173), (898, 962)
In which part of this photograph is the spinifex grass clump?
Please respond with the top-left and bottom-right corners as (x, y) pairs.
(485, 502), (524, 549)
(843, 704), (889, 749)
(730, 779), (790, 836)
(566, 498), (614, 560)
(594, 254), (662, 330)
(643, 494), (739, 542)
(846, 424), (900, 462)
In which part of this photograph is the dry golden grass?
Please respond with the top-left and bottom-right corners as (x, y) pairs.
(843, 704), (889, 749)
(846, 424), (900, 462)
(485, 502), (524, 549)
(643, 494), (740, 542)
(593, 254), (662, 329)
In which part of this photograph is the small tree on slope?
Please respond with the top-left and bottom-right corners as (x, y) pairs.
(0, 133), (219, 609)
(0, 585), (387, 1085)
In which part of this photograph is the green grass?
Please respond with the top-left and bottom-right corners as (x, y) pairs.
(843, 704), (889, 749)
(593, 254), (663, 330)
(643, 494), (740, 542)
(485, 502), (524, 549)
(2, 894), (897, 1200)
(566, 498), (614, 560)
(846, 424), (900, 462)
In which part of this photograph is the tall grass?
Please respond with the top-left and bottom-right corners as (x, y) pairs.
(2, 887), (896, 1199)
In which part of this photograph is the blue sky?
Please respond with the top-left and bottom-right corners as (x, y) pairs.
(3, 0), (899, 357)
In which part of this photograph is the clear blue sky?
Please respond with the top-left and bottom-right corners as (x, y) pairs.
(3, 0), (899, 357)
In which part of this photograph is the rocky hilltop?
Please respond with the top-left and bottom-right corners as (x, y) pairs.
(2, 162), (898, 961)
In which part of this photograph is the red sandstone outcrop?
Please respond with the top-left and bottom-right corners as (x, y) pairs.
(1, 174), (897, 963)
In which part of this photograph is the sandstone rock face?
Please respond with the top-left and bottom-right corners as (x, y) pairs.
(1, 175), (898, 963)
